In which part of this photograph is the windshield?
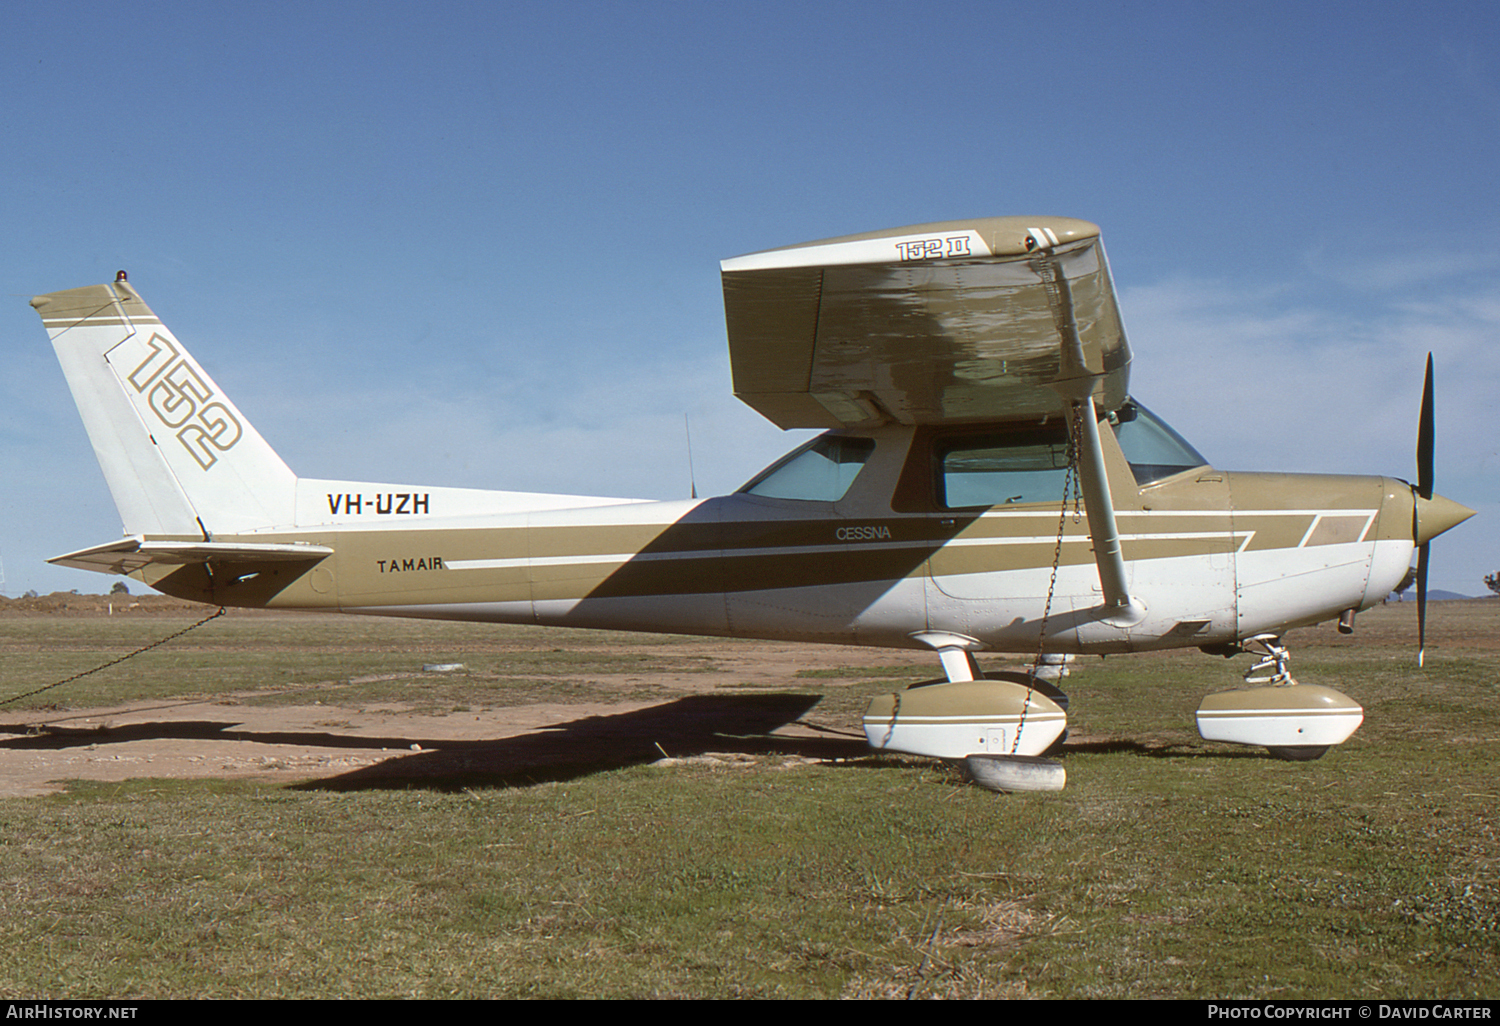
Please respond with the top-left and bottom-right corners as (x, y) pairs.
(1109, 400), (1208, 484)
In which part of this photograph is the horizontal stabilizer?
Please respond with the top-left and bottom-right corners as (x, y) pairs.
(50, 537), (333, 575)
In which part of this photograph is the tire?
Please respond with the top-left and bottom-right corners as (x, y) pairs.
(1266, 745), (1329, 762)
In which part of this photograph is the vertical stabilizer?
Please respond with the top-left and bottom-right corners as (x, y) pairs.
(33, 280), (297, 537)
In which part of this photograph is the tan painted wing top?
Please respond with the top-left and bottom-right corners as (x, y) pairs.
(721, 216), (1131, 429)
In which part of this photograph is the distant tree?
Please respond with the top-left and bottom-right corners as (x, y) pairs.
(1393, 566), (1417, 602)
(110, 581), (130, 595)
(23, 590), (37, 599)
(1485, 572), (1500, 597)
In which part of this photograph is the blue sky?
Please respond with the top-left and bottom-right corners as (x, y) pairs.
(3, 0), (1496, 600)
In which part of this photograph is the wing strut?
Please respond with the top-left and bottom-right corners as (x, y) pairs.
(1025, 227), (1145, 626)
(1069, 397), (1145, 625)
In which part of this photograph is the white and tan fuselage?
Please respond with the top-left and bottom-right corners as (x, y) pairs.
(105, 426), (1423, 660)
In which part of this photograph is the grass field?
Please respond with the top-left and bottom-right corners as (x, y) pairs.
(0, 598), (1495, 998)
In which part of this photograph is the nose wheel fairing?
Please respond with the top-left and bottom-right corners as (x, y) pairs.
(1195, 636), (1363, 757)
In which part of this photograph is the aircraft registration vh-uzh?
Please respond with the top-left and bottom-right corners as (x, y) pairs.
(32, 216), (1475, 791)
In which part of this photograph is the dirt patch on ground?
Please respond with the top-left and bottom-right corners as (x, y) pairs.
(0, 694), (710, 797)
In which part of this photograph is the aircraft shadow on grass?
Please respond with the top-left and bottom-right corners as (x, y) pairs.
(305, 692), (851, 790)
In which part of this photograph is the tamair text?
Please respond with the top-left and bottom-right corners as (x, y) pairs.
(376, 557), (444, 573)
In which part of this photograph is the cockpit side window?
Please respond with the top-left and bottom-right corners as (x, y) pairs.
(738, 436), (876, 502)
(937, 426), (1072, 509)
(1109, 400), (1209, 485)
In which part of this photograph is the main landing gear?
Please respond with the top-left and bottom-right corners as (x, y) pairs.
(861, 632), (1069, 791)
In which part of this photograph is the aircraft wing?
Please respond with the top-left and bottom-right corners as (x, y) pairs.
(721, 216), (1130, 429)
(50, 538), (333, 575)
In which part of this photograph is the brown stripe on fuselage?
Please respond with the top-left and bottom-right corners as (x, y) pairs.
(581, 514), (972, 599)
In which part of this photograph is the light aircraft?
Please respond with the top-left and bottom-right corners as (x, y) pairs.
(33, 216), (1474, 790)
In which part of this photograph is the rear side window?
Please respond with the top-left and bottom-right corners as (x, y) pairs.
(739, 436), (876, 502)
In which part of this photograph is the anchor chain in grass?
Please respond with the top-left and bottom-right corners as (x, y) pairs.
(0, 606), (228, 707)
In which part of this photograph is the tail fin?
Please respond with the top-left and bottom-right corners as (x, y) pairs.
(32, 279), (296, 538)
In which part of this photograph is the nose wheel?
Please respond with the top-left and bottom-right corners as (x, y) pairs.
(1266, 745), (1330, 762)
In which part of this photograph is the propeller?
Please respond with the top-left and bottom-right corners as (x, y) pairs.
(1416, 353), (1434, 667)
(1397, 355), (1473, 666)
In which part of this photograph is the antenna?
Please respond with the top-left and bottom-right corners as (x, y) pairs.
(684, 414), (698, 500)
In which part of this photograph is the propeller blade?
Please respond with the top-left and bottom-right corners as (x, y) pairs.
(1415, 353), (1434, 668)
(1417, 352), (1434, 501)
(1417, 542), (1429, 668)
